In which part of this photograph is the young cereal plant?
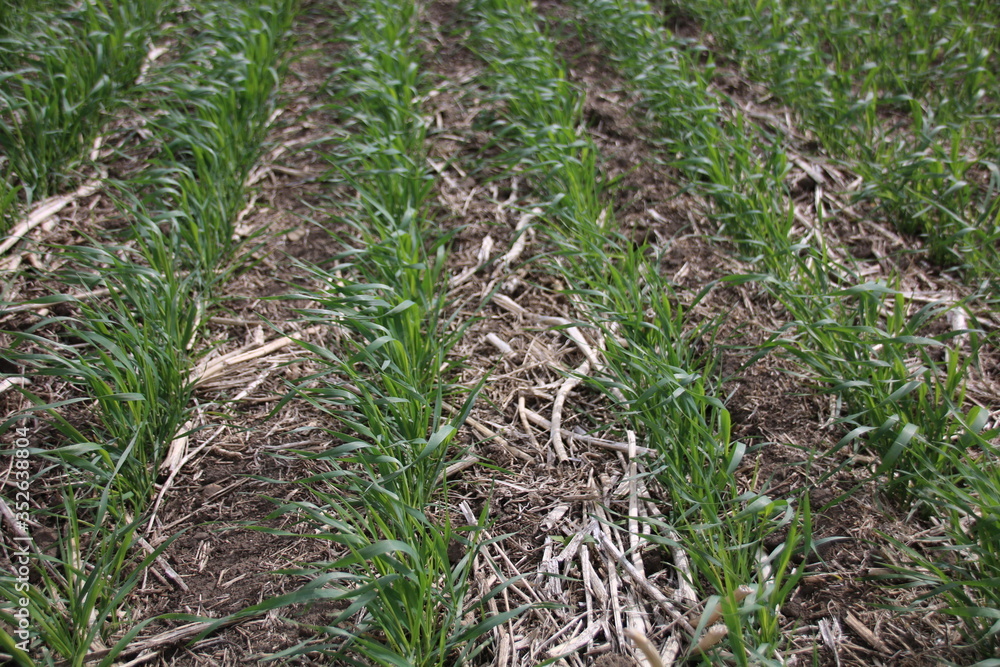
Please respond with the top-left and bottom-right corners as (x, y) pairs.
(876, 409), (1000, 654)
(0, 462), (179, 664)
(0, 0), (165, 203)
(287, 260), (475, 506)
(223, 0), (530, 660)
(136, 0), (295, 284)
(0, 0), (298, 660)
(779, 283), (982, 494)
(575, 0), (988, 490)
(678, 0), (1000, 275)
(463, 0), (810, 660)
(576, 0), (999, 649)
(571, 0), (801, 277)
(4, 247), (198, 509)
(215, 480), (526, 666)
(0, 173), (19, 234)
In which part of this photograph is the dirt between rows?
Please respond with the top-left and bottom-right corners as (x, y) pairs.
(1, 0), (997, 664)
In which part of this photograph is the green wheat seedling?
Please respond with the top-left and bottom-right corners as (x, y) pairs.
(579, 0), (998, 647)
(269, 497), (521, 666)
(220, 0), (531, 660)
(0, 0), (73, 40)
(465, 0), (608, 229)
(0, 0), (298, 503)
(0, 479), (178, 665)
(286, 258), (475, 506)
(307, 0), (455, 405)
(0, 173), (20, 235)
(254, 272), (512, 663)
(219, 481), (526, 666)
(135, 0), (295, 284)
(574, 0), (986, 484)
(786, 316), (1000, 651)
(571, 0), (805, 281)
(679, 0), (1000, 274)
(461, 0), (812, 659)
(778, 284), (982, 492)
(271, 219), (493, 662)
(319, 0), (431, 237)
(901, 413), (1000, 645)
(309, 0), (458, 423)
(584, 0), (995, 636)
(596, 303), (815, 663)
(578, 0), (1000, 278)
(0, 0), (164, 204)
(4, 247), (198, 509)
(0, 0), (298, 660)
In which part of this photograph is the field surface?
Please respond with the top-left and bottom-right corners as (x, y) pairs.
(1, 0), (998, 665)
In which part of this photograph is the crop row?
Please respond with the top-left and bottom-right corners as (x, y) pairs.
(0, 0), (293, 661)
(206, 0), (525, 662)
(685, 0), (999, 274)
(460, 0), (818, 660)
(574, 0), (1000, 651)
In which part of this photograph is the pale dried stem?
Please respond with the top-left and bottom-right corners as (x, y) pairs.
(547, 621), (603, 660)
(624, 591), (649, 666)
(135, 45), (169, 86)
(625, 628), (665, 667)
(146, 420), (227, 534)
(193, 325), (321, 385)
(449, 234), (495, 288)
(592, 523), (694, 634)
(50, 616), (254, 667)
(550, 360), (590, 462)
(670, 531), (698, 607)
(625, 430), (644, 572)
(442, 400), (533, 461)
(0, 179), (103, 257)
(660, 636), (681, 667)
(517, 395), (543, 452)
(520, 405), (655, 455)
(486, 332), (514, 355)
(133, 531), (188, 592)
(158, 420), (192, 474)
(0, 377), (29, 395)
(493, 295), (607, 378)
(495, 208), (539, 274)
(844, 611), (891, 654)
